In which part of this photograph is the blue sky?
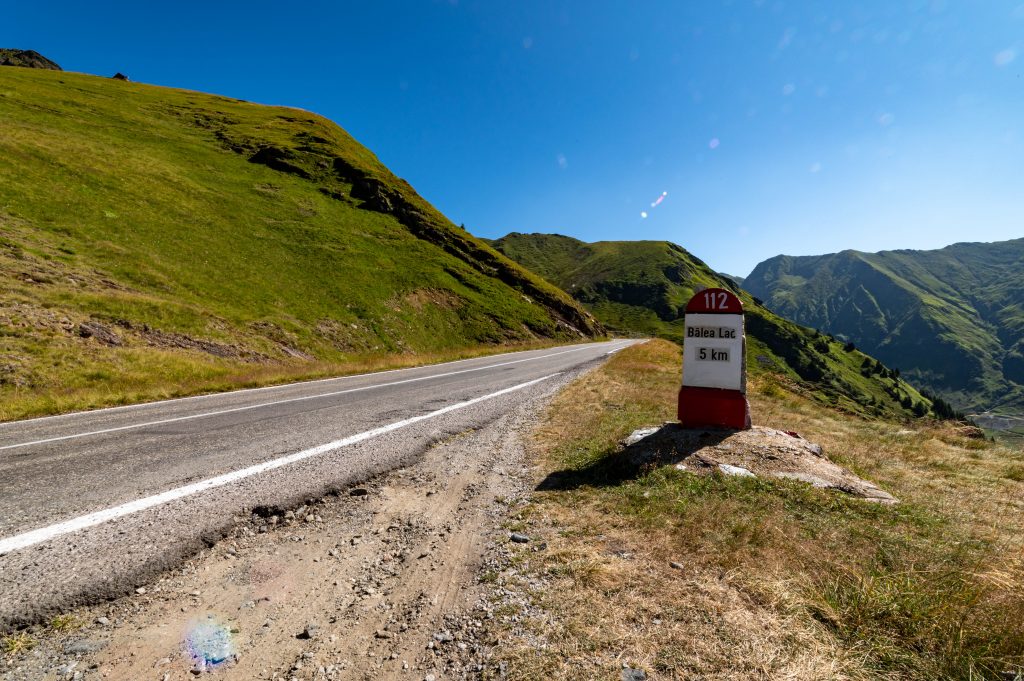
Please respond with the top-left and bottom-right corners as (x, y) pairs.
(5, 1), (1023, 275)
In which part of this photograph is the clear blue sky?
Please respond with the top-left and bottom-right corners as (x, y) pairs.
(6, 1), (1023, 275)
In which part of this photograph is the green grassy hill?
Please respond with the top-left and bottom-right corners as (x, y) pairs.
(0, 66), (602, 419)
(744, 241), (1024, 414)
(490, 233), (935, 419)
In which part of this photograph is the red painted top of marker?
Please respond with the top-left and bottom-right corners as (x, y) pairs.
(685, 288), (743, 314)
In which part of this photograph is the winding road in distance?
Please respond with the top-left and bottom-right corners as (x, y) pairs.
(0, 339), (639, 625)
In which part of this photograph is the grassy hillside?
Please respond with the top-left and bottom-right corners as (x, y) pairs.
(490, 233), (935, 420)
(744, 241), (1024, 414)
(0, 67), (602, 420)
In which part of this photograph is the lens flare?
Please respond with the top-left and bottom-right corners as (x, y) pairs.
(185, 616), (236, 669)
(641, 191), (667, 219)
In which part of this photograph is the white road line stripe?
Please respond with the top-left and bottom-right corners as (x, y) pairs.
(0, 340), (619, 429)
(0, 373), (562, 555)
(0, 345), (609, 452)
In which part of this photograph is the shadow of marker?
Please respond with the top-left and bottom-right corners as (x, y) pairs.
(535, 424), (735, 491)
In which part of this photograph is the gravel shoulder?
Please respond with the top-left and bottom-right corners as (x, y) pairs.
(1, 367), (586, 680)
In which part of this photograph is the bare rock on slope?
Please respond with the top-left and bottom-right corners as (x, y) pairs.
(78, 321), (122, 346)
(0, 49), (62, 70)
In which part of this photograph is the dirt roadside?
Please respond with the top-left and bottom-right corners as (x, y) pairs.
(1, 377), (567, 681)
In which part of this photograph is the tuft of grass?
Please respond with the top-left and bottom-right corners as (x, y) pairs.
(1003, 465), (1024, 482)
(1, 631), (36, 657)
(48, 614), (80, 632)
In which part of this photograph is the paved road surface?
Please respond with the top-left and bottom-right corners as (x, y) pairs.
(0, 339), (638, 625)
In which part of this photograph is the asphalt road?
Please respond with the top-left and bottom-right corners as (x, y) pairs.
(0, 339), (638, 626)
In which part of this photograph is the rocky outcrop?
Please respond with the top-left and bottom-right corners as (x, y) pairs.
(0, 49), (61, 70)
(249, 146), (313, 179)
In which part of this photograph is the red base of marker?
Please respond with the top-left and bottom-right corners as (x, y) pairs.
(677, 386), (751, 430)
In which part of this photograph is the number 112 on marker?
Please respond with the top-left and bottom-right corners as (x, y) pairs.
(703, 291), (729, 309)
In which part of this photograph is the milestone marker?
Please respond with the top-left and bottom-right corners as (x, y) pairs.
(678, 288), (751, 430)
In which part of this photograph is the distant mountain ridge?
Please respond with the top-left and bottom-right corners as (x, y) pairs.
(744, 239), (1024, 413)
(490, 232), (936, 420)
(720, 273), (745, 287)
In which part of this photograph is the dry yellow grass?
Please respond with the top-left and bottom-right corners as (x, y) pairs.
(0, 338), (570, 422)
(492, 339), (1024, 680)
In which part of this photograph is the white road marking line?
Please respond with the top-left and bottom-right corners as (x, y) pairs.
(0, 373), (562, 555)
(0, 340), (622, 429)
(0, 344), (620, 452)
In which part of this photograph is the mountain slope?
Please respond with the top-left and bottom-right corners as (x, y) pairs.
(490, 233), (934, 419)
(0, 67), (601, 419)
(744, 240), (1024, 413)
